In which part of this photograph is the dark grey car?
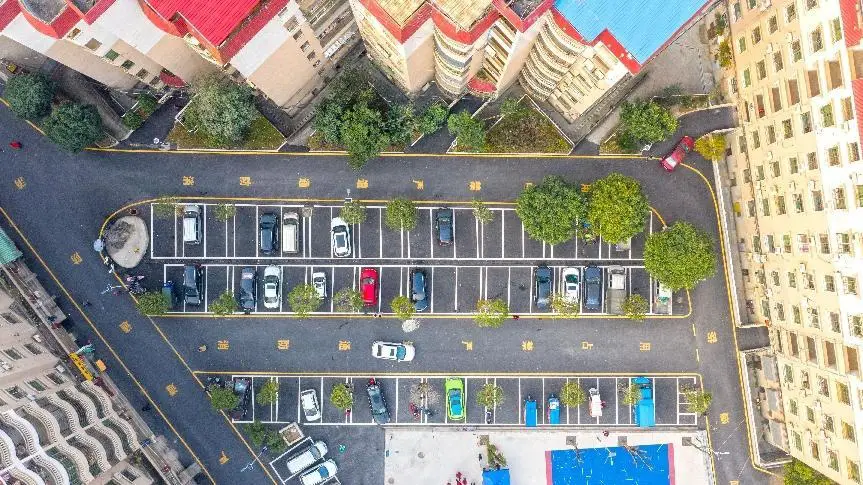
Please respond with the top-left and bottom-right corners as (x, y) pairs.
(411, 269), (429, 312)
(435, 208), (453, 245)
(259, 213), (278, 255)
(183, 265), (203, 306)
(366, 378), (390, 425)
(534, 265), (552, 310)
(584, 266), (602, 311)
(238, 267), (257, 313)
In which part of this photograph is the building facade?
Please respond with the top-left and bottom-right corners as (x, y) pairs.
(722, 0), (863, 482)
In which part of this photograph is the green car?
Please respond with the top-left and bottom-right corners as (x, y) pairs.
(445, 378), (465, 421)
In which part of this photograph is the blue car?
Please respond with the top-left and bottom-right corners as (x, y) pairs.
(584, 266), (602, 311)
(411, 269), (429, 312)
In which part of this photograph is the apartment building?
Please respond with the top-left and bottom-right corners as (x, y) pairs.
(349, 0), (710, 121)
(722, 0), (863, 482)
(0, 0), (358, 115)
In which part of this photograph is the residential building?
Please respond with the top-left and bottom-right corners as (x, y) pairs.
(722, 0), (863, 482)
(349, 0), (710, 121)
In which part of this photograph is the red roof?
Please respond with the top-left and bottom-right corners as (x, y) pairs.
(143, 0), (261, 46)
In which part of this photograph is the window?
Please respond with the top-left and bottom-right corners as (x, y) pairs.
(85, 39), (102, 50)
(801, 112), (812, 133)
(743, 168), (751, 182)
(776, 195), (786, 215)
(776, 303), (786, 321)
(828, 146), (841, 166)
(67, 28), (81, 40)
(786, 3), (797, 21)
(837, 233), (852, 254)
(843, 97), (854, 121)
(46, 372), (64, 385)
(793, 194), (804, 213)
(830, 312), (841, 332)
(828, 450), (839, 471)
(300, 41), (311, 53)
(768, 15), (778, 33)
(120, 60), (134, 71)
(752, 131), (760, 149)
(811, 27), (824, 52)
(844, 276), (858, 295)
(747, 0), (756, 8)
(789, 399), (798, 415)
(839, 383), (852, 405)
(807, 406), (816, 423)
(835, 186), (847, 209)
(783, 234), (792, 253)
(831, 18), (843, 43)
(284, 16), (299, 32)
(789, 157), (799, 174)
(761, 299), (771, 318)
(23, 343), (41, 355)
(852, 315), (863, 337)
(306, 52), (316, 61)
(767, 235), (776, 252)
(135, 69), (149, 80)
(820, 233), (831, 254)
(843, 421), (856, 441)
(26, 380), (45, 392)
(807, 152), (818, 170)
(733, 2), (742, 20)
(292, 29), (303, 41)
(5, 386), (24, 399)
(312, 60), (321, 68)
(856, 185), (863, 207)
(825, 275), (836, 292)
(793, 431), (802, 451)
(848, 460), (861, 483)
(766, 125), (776, 144)
(804, 273), (816, 290)
(104, 50), (119, 61)
(788, 272), (798, 288)
(791, 40), (802, 62)
(752, 236), (762, 253)
(755, 165), (765, 180)
(811, 190), (824, 211)
(747, 200), (756, 217)
(793, 305), (802, 324)
(3, 348), (22, 360)
(739, 136), (748, 154)
(762, 199), (771, 216)
(743, 68), (751, 87)
(773, 52), (783, 71)
(738, 37), (747, 53)
(782, 119), (793, 139)
(850, 143), (861, 162)
(819, 376), (830, 396)
(752, 27), (762, 44)
(756, 60), (767, 80)
(822, 104), (835, 127)
(811, 441), (820, 460)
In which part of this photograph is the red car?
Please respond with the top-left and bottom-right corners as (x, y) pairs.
(360, 268), (378, 306)
(660, 136), (694, 171)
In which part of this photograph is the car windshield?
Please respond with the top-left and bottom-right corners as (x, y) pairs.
(565, 274), (578, 285)
(395, 346), (406, 360)
(449, 390), (462, 413)
(361, 277), (374, 285)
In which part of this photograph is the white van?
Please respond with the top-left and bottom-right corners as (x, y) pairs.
(300, 460), (337, 485)
(282, 212), (300, 254)
(182, 205), (202, 244)
(287, 440), (327, 475)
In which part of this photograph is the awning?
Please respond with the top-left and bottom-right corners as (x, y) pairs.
(766, 389), (781, 412)
(0, 228), (22, 265)
(761, 354), (778, 382)
(483, 469), (510, 485)
(768, 420), (787, 447)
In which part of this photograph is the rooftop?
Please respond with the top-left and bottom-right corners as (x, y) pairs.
(144, 0), (261, 46)
(553, 0), (708, 63)
(70, 0), (95, 13)
(502, 0), (545, 19)
(434, 0), (492, 30)
(19, 0), (64, 22)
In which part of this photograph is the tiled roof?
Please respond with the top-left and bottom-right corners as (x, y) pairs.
(143, 0), (261, 46)
(553, 0), (708, 63)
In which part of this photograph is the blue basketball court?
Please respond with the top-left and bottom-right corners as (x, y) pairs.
(545, 443), (674, 485)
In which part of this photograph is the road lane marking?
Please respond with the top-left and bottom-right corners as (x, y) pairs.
(239, 176), (252, 186)
(13, 177), (25, 189)
(183, 176), (194, 186)
(70, 252), (82, 264)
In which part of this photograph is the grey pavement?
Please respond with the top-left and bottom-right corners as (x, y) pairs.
(0, 102), (764, 485)
(126, 92), (189, 147)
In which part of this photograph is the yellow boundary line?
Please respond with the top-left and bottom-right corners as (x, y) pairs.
(192, 370), (704, 378)
(680, 162), (778, 479)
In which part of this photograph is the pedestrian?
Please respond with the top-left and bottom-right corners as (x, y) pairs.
(82, 300), (91, 307)
(141, 402), (151, 412)
(9, 141), (21, 149)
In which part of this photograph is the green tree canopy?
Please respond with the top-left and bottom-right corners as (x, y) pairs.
(618, 100), (678, 148)
(418, 102), (448, 134)
(471, 199), (494, 224)
(516, 176), (586, 245)
(622, 294), (648, 321)
(4, 73), (54, 120)
(391, 295), (415, 320)
(559, 382), (586, 407)
(385, 198), (417, 231)
(209, 385), (239, 410)
(447, 110), (485, 151)
(213, 204), (237, 222)
(330, 383), (354, 410)
(682, 387), (712, 414)
(185, 74), (256, 147)
(245, 419), (267, 447)
(550, 294), (579, 318)
(474, 299), (509, 328)
(210, 291), (237, 316)
(784, 459), (834, 485)
(288, 284), (322, 317)
(586, 173), (649, 244)
(334, 288), (363, 313)
(694, 134), (727, 160)
(341, 102), (389, 170)
(256, 380), (279, 405)
(340, 200), (367, 225)
(44, 102), (103, 152)
(135, 291), (169, 316)
(384, 103), (415, 146)
(644, 221), (717, 291)
(476, 383), (505, 408)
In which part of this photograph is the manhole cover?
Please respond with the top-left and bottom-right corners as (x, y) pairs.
(388, 479), (395, 484)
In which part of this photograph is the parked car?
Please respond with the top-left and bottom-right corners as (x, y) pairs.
(366, 378), (390, 424)
(230, 377), (252, 420)
(312, 272), (327, 299)
(360, 268), (378, 307)
(534, 265), (552, 310)
(562, 267), (580, 303)
(660, 135), (694, 171)
(239, 267), (258, 313)
(282, 211), (300, 254)
(435, 208), (454, 245)
(331, 217), (352, 258)
(410, 269), (429, 312)
(300, 460), (337, 485)
(262, 265), (281, 309)
(445, 377), (465, 421)
(371, 341), (415, 362)
(182, 205), (202, 245)
(183, 264), (203, 306)
(583, 265), (602, 311)
(259, 212), (278, 254)
(300, 389), (321, 421)
(286, 440), (328, 475)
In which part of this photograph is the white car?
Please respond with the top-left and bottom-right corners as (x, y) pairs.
(300, 389), (321, 421)
(300, 459), (337, 485)
(371, 341), (415, 362)
(312, 272), (327, 298)
(331, 217), (352, 258)
(262, 265), (281, 309)
(562, 267), (580, 303)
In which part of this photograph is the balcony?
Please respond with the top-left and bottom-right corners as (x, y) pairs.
(103, 418), (136, 455)
(56, 390), (94, 426)
(0, 430), (15, 467)
(68, 434), (110, 476)
(301, 0), (350, 32)
(46, 395), (82, 433)
(32, 452), (70, 485)
(7, 466), (44, 485)
(90, 422), (126, 461)
(50, 444), (95, 484)
(20, 404), (62, 445)
(0, 411), (42, 456)
(77, 384), (109, 419)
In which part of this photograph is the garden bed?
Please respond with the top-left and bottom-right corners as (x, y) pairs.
(167, 113), (284, 150)
(483, 100), (571, 154)
(599, 130), (640, 155)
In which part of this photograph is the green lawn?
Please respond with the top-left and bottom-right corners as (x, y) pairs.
(167, 114), (284, 150)
(483, 101), (572, 154)
(598, 130), (641, 155)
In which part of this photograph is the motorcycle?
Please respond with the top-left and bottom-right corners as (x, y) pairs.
(409, 402), (421, 420)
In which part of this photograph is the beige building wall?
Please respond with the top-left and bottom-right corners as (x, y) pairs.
(722, 0), (863, 483)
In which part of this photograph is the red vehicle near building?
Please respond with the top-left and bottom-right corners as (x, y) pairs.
(360, 268), (378, 307)
(660, 136), (694, 171)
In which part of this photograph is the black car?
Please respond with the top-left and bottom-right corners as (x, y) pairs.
(435, 208), (454, 245)
(411, 269), (429, 312)
(183, 264), (203, 306)
(230, 377), (252, 420)
(366, 378), (390, 424)
(584, 265), (602, 311)
(259, 212), (278, 255)
(534, 265), (552, 310)
(238, 267), (257, 313)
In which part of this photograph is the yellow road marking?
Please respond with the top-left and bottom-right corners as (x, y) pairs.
(695, 348), (700, 362)
(70, 252), (82, 264)
(413, 179), (424, 190)
(462, 341), (474, 350)
(119, 321), (132, 333)
(356, 179), (368, 189)
(521, 340), (534, 351)
(217, 340), (229, 350)
(239, 176), (252, 186)
(298, 178), (310, 188)
(338, 340), (351, 351)
(707, 331), (718, 343)
(581, 341), (593, 350)
(469, 181), (482, 191)
(691, 323), (696, 337)
(219, 451), (229, 464)
(720, 412), (730, 424)
(166, 383), (178, 396)
(639, 342), (651, 351)
(182, 176), (195, 186)
(277, 339), (290, 350)
(14, 177), (25, 189)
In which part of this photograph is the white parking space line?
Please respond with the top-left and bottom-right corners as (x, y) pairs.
(174, 208), (179, 258)
(500, 210), (505, 257)
(430, 268), (435, 313)
(475, 219), (480, 258)
(453, 268), (459, 312)
(378, 208), (383, 259)
(452, 213), (457, 260)
(517, 378), (522, 425)
(428, 209), (435, 259)
(507, 267), (511, 307)
(521, 222), (525, 258)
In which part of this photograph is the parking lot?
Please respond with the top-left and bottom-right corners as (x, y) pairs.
(222, 374), (700, 428)
(149, 202), (655, 262)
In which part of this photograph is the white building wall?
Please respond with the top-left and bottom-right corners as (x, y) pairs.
(95, 0), (166, 54)
(230, 6), (295, 77)
(1, 16), (56, 54)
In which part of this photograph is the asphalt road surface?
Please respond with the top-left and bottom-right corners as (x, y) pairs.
(0, 104), (765, 485)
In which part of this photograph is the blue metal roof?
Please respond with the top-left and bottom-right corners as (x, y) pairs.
(553, 0), (707, 63)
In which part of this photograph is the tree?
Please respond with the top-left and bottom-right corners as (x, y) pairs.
(447, 110), (485, 151)
(288, 284), (322, 317)
(340, 200), (367, 225)
(185, 74), (256, 147)
(245, 419), (267, 447)
(417, 101), (448, 134)
(391, 295), (415, 320)
(209, 385), (239, 410)
(476, 383), (505, 408)
(682, 387), (712, 414)
(474, 299), (509, 328)
(210, 291), (237, 316)
(4, 73), (54, 120)
(385, 198), (417, 231)
(784, 459), (834, 485)
(264, 428), (286, 453)
(618, 100), (678, 148)
(43, 102), (103, 152)
(384, 103), (416, 146)
(559, 382), (586, 407)
(313, 97), (346, 144)
(620, 383), (642, 406)
(333, 288), (363, 313)
(256, 380), (279, 406)
(471, 199), (494, 224)
(516, 176), (586, 245)
(341, 102), (389, 170)
(136, 292), (169, 316)
(214, 204), (236, 222)
(330, 383), (353, 410)
(122, 111), (144, 129)
(550, 294), (579, 318)
(586, 173), (649, 244)
(152, 197), (181, 219)
(644, 221), (717, 290)
(716, 39), (733, 68)
(622, 294), (648, 321)
(694, 134), (727, 160)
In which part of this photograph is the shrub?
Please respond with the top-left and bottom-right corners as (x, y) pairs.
(44, 102), (103, 152)
(516, 176), (586, 245)
(256, 380), (279, 405)
(550, 294), (579, 318)
(330, 383), (354, 410)
(185, 74), (256, 147)
(123, 111), (144, 130)
(391, 295), (414, 320)
(447, 111), (485, 151)
(418, 101), (448, 134)
(586, 173), (649, 245)
(136, 94), (158, 116)
(4, 73), (54, 120)
(385, 198), (417, 231)
(471, 199), (494, 224)
(334, 288), (363, 313)
(620, 384), (642, 406)
(213, 204), (237, 222)
(476, 383), (505, 408)
(135, 291), (169, 315)
(644, 222), (717, 291)
(340, 200), (367, 225)
(474, 299), (509, 328)
(622, 294), (648, 321)
(209, 385), (239, 410)
(618, 100), (678, 147)
(288, 284), (322, 317)
(716, 40), (733, 69)
(559, 382), (586, 407)
(210, 291), (237, 316)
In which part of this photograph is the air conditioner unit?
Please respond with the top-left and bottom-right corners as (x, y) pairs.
(799, 263), (807, 273)
(31, 334), (42, 343)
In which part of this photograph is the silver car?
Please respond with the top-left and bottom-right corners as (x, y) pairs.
(331, 217), (352, 258)
(312, 272), (327, 298)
